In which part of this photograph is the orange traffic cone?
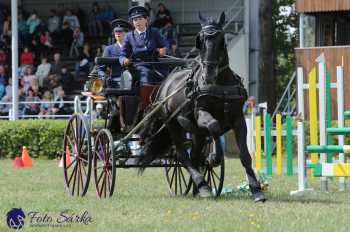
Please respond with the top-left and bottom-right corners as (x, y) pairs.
(59, 146), (72, 168)
(21, 146), (33, 168)
(13, 157), (24, 168)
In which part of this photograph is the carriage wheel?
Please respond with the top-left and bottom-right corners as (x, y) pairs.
(164, 147), (192, 196)
(93, 129), (116, 198)
(202, 140), (225, 197)
(63, 114), (92, 197)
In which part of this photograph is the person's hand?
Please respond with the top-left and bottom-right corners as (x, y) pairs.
(158, 48), (166, 57)
(123, 58), (131, 66)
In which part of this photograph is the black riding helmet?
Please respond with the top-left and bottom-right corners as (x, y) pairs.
(128, 6), (149, 19)
(111, 18), (133, 32)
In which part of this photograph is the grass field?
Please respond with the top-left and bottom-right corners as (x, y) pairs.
(1, 158), (350, 232)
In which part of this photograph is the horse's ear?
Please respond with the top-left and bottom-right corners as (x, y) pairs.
(217, 12), (225, 27)
(198, 11), (206, 25)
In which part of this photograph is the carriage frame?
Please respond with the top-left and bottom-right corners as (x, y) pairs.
(62, 57), (225, 198)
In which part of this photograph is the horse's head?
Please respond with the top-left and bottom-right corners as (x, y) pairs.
(196, 11), (226, 83)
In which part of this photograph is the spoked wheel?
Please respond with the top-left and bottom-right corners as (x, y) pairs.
(93, 129), (116, 198)
(164, 147), (192, 196)
(202, 140), (225, 197)
(63, 114), (92, 197)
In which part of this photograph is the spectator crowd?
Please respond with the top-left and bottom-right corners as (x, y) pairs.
(0, 2), (180, 118)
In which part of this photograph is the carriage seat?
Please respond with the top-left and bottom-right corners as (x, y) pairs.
(103, 88), (137, 97)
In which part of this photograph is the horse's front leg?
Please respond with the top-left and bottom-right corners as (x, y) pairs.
(232, 114), (266, 202)
(196, 109), (223, 166)
(167, 122), (212, 198)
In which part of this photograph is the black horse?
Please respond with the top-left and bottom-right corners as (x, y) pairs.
(138, 12), (266, 202)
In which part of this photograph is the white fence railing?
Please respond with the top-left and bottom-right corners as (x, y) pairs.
(0, 97), (107, 120)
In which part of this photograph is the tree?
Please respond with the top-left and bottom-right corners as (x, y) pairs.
(259, 0), (297, 112)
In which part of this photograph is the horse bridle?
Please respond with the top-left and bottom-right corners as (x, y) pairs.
(197, 26), (226, 67)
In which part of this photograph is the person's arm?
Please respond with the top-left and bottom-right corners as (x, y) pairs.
(154, 29), (167, 57)
(44, 64), (51, 76)
(74, 16), (80, 28)
(97, 46), (111, 74)
(119, 34), (132, 66)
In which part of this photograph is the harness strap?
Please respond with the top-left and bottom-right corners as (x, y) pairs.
(151, 99), (192, 138)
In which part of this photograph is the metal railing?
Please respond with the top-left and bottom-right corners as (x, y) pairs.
(0, 97), (106, 120)
(271, 72), (297, 119)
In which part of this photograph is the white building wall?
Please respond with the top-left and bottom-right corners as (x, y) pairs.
(228, 34), (249, 88)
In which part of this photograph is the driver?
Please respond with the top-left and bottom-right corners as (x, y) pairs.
(120, 6), (168, 110)
(98, 18), (133, 132)
(99, 18), (133, 88)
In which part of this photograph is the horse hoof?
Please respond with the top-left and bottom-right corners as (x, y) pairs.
(198, 185), (212, 198)
(253, 192), (266, 203)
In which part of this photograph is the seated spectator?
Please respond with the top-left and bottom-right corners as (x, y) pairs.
(21, 66), (38, 93)
(58, 66), (74, 94)
(70, 27), (84, 57)
(88, 2), (103, 37)
(0, 8), (4, 34)
(153, 3), (172, 28)
(26, 11), (41, 35)
(39, 90), (53, 117)
(19, 47), (34, 77)
(2, 77), (11, 99)
(0, 48), (7, 66)
(52, 82), (62, 99)
(160, 21), (177, 50)
(0, 65), (8, 85)
(35, 57), (51, 87)
(99, 3), (116, 33)
(50, 52), (62, 75)
(145, 3), (155, 24)
(63, 9), (80, 31)
(2, 15), (11, 38)
(23, 87), (41, 116)
(47, 9), (60, 35)
(31, 82), (42, 98)
(57, 3), (66, 19)
(0, 78), (12, 116)
(52, 89), (69, 116)
(75, 43), (93, 80)
(0, 79), (5, 99)
(72, 4), (86, 32)
(18, 13), (29, 46)
(61, 21), (73, 56)
(39, 29), (53, 56)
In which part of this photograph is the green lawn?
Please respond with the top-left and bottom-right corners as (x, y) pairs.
(1, 158), (350, 232)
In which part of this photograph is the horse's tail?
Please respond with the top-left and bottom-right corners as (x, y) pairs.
(137, 119), (172, 174)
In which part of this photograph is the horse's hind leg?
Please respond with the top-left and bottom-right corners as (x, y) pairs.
(232, 115), (266, 202)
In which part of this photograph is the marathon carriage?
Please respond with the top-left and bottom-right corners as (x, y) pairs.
(62, 56), (225, 199)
